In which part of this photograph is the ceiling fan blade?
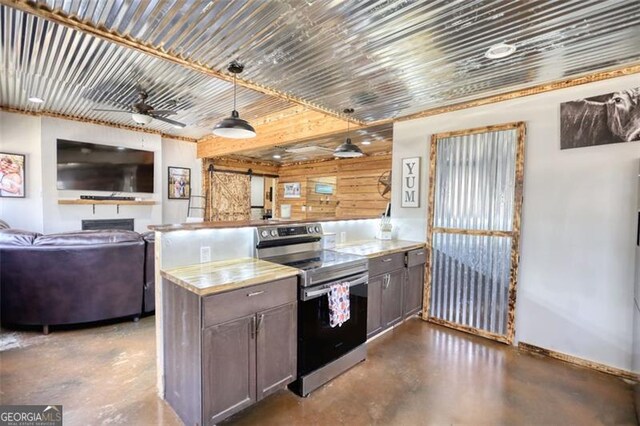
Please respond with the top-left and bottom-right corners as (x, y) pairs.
(148, 110), (177, 116)
(92, 108), (130, 113)
(152, 115), (186, 128)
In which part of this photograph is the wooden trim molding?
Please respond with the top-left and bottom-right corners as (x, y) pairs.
(0, 0), (361, 125)
(427, 317), (510, 345)
(422, 122), (526, 346)
(0, 105), (198, 142)
(373, 62), (640, 126)
(518, 342), (638, 382)
(431, 227), (515, 238)
(507, 122), (527, 343)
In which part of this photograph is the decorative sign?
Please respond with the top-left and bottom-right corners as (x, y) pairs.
(314, 183), (334, 195)
(283, 182), (301, 198)
(401, 157), (420, 207)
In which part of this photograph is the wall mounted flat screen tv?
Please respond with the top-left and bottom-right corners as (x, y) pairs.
(57, 139), (155, 193)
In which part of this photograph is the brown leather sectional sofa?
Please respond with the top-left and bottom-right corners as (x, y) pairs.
(0, 227), (156, 333)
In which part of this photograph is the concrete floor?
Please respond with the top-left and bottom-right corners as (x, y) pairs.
(0, 316), (635, 425)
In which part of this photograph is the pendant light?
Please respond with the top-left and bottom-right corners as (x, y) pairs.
(333, 108), (364, 158)
(213, 61), (256, 139)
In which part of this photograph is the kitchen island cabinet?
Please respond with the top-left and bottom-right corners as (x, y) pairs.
(161, 258), (299, 426)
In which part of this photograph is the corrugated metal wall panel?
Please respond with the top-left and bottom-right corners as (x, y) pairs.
(434, 129), (517, 231)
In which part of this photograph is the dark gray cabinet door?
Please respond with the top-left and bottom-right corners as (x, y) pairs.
(256, 302), (297, 400)
(202, 314), (256, 426)
(404, 264), (424, 318)
(367, 274), (383, 338)
(382, 269), (404, 329)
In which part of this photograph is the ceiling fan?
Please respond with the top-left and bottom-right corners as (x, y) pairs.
(93, 90), (186, 128)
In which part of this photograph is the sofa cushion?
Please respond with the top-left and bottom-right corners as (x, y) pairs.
(0, 229), (39, 246)
(34, 230), (142, 246)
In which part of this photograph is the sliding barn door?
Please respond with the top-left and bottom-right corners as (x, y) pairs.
(424, 123), (525, 344)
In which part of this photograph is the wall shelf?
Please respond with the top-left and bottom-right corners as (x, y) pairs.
(58, 199), (156, 206)
(58, 199), (156, 214)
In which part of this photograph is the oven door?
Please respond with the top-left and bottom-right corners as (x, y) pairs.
(298, 272), (368, 376)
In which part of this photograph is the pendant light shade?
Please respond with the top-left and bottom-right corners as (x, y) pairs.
(213, 61), (256, 139)
(213, 110), (256, 138)
(333, 137), (364, 158)
(334, 108), (364, 158)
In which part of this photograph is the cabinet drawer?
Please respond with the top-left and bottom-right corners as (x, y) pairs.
(203, 277), (297, 327)
(368, 252), (405, 276)
(406, 248), (427, 267)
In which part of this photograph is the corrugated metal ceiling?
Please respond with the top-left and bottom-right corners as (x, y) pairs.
(227, 123), (393, 164)
(1, 0), (640, 139)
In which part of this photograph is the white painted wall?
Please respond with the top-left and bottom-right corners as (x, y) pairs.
(40, 117), (163, 233)
(161, 138), (202, 224)
(392, 74), (640, 371)
(0, 112), (44, 231)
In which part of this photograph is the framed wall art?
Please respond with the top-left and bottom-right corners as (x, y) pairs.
(561, 87), (640, 149)
(283, 182), (301, 198)
(0, 152), (26, 198)
(168, 166), (191, 200)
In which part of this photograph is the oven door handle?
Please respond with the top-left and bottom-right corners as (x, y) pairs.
(303, 274), (368, 300)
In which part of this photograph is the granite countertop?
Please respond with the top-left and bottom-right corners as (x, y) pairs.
(332, 239), (426, 258)
(160, 258), (300, 296)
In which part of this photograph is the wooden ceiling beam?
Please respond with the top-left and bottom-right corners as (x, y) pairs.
(0, 0), (363, 125)
(197, 109), (361, 158)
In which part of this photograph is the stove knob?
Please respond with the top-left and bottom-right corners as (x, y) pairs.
(270, 229), (278, 237)
(308, 226), (315, 234)
(261, 230), (269, 238)
(314, 226), (321, 233)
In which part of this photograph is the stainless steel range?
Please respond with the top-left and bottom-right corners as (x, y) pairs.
(255, 223), (369, 397)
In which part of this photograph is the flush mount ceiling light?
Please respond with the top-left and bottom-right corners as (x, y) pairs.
(334, 108), (364, 158)
(28, 96), (44, 103)
(485, 43), (517, 59)
(213, 61), (256, 139)
(273, 154), (282, 159)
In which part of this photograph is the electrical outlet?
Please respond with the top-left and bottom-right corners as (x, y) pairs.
(200, 246), (211, 263)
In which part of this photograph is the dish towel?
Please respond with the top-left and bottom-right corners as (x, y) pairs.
(328, 282), (350, 328)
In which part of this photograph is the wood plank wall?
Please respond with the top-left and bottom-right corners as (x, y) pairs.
(276, 155), (392, 220)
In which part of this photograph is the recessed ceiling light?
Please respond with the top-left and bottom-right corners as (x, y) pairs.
(485, 43), (516, 59)
(273, 154), (282, 159)
(117, 146), (126, 151)
(361, 141), (371, 145)
(28, 96), (44, 103)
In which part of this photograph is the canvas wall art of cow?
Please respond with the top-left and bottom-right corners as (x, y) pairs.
(560, 88), (640, 149)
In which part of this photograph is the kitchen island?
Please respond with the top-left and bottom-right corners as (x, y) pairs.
(152, 217), (426, 424)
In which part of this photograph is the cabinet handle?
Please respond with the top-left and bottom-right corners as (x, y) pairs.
(256, 314), (264, 336)
(251, 316), (257, 339)
(416, 251), (424, 256)
(247, 290), (265, 297)
(382, 258), (392, 263)
(383, 274), (390, 289)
